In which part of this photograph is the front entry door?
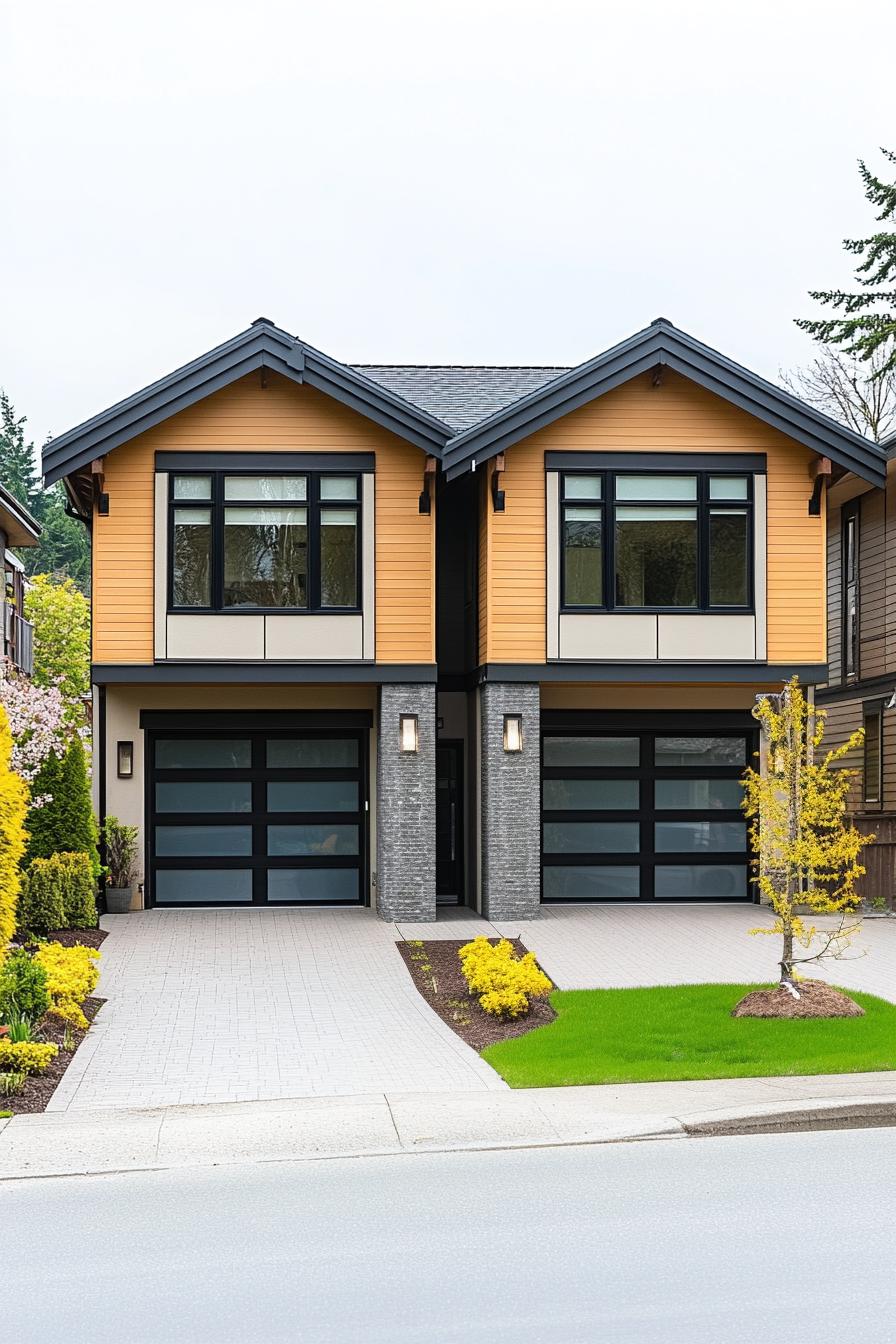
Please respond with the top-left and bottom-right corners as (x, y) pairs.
(436, 742), (463, 903)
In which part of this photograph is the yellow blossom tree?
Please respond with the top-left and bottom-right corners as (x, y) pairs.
(742, 676), (870, 988)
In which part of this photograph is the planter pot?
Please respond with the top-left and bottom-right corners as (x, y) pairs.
(105, 886), (133, 914)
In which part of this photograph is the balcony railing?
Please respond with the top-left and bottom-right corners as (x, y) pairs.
(3, 602), (34, 676)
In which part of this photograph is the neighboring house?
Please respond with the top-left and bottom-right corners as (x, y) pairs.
(818, 431), (896, 903)
(1, 483), (40, 677)
(42, 317), (885, 918)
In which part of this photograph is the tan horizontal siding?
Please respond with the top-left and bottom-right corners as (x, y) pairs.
(92, 373), (434, 665)
(479, 369), (826, 665)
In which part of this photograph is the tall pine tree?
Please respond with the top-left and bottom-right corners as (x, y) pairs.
(797, 148), (896, 373)
(0, 391), (90, 591)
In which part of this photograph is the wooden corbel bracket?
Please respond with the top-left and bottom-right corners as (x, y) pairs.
(808, 457), (832, 516)
(491, 453), (506, 512)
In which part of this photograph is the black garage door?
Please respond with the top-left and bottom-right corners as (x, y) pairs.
(541, 715), (756, 902)
(148, 728), (366, 906)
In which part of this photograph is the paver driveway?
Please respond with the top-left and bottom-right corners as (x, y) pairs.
(49, 908), (503, 1112)
(51, 904), (896, 1111)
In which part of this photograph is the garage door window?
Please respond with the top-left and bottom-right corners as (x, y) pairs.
(150, 730), (365, 906)
(542, 726), (752, 902)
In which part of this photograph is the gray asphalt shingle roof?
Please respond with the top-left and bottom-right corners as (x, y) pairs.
(352, 365), (570, 432)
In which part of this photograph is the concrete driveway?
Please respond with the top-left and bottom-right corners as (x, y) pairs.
(50, 904), (896, 1112)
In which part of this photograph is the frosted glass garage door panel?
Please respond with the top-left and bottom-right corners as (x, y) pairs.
(154, 870), (253, 903)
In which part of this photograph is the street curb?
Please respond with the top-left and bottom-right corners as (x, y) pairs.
(682, 1098), (896, 1137)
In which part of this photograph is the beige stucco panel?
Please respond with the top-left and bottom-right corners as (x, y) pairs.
(559, 613), (658, 660)
(263, 614), (364, 660)
(166, 614), (265, 660)
(657, 614), (757, 660)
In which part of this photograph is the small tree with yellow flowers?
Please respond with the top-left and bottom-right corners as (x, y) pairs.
(0, 703), (30, 952)
(741, 676), (870, 995)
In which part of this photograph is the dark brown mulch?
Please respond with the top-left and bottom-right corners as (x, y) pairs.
(732, 980), (864, 1019)
(397, 938), (556, 1051)
(40, 927), (108, 951)
(12, 927), (109, 952)
(1, 997), (105, 1116)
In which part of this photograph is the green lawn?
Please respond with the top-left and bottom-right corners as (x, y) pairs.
(481, 984), (896, 1088)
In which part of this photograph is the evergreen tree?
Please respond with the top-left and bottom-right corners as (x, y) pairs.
(0, 391), (90, 591)
(24, 738), (99, 877)
(25, 486), (91, 594)
(0, 390), (40, 506)
(797, 148), (896, 373)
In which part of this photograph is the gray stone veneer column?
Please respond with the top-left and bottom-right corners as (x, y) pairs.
(376, 683), (436, 921)
(480, 682), (541, 921)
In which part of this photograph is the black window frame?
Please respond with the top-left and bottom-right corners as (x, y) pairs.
(862, 699), (884, 810)
(842, 499), (860, 683)
(559, 469), (754, 614)
(168, 469), (363, 615)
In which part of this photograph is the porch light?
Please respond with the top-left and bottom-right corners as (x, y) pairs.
(400, 714), (419, 754)
(117, 740), (134, 778)
(503, 714), (524, 754)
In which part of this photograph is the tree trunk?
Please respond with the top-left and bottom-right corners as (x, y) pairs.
(780, 924), (794, 983)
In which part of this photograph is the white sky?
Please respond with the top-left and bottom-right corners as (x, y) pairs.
(1, 0), (894, 454)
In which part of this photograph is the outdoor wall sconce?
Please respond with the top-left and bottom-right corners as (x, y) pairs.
(503, 714), (523, 753)
(117, 740), (134, 778)
(419, 455), (437, 514)
(400, 714), (419, 754)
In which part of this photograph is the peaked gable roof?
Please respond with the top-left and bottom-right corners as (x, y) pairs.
(43, 319), (453, 487)
(441, 318), (887, 486)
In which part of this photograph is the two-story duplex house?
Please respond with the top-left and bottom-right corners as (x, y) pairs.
(1, 483), (40, 677)
(43, 318), (885, 919)
(817, 432), (896, 901)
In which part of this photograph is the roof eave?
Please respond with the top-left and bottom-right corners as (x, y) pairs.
(43, 322), (452, 488)
(442, 322), (886, 487)
(0, 483), (42, 545)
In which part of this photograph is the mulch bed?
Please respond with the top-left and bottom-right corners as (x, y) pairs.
(397, 938), (556, 1051)
(11, 927), (109, 952)
(732, 980), (864, 1019)
(1, 997), (105, 1116)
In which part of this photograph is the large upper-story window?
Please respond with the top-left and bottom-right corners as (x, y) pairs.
(561, 471), (753, 612)
(169, 472), (360, 612)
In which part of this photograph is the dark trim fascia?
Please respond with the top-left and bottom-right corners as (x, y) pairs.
(546, 451), (767, 473)
(478, 661), (828, 685)
(816, 673), (896, 704)
(43, 322), (451, 486)
(139, 709), (373, 729)
(0, 482), (41, 544)
(541, 708), (755, 729)
(442, 321), (886, 486)
(156, 451), (376, 473)
(92, 662), (438, 685)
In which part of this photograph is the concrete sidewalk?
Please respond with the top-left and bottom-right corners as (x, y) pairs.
(4, 1070), (896, 1179)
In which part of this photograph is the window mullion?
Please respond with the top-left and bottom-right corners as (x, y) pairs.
(309, 474), (320, 611)
(605, 471), (614, 610)
(213, 472), (224, 610)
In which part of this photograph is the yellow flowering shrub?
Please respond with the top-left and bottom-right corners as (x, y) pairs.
(0, 705), (29, 950)
(0, 1040), (58, 1074)
(33, 942), (100, 1030)
(458, 937), (552, 1019)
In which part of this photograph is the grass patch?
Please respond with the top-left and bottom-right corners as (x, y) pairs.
(481, 983), (896, 1087)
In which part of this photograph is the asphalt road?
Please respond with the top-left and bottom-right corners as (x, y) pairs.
(9, 1128), (896, 1343)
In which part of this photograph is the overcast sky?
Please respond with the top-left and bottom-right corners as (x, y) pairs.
(1, 0), (893, 455)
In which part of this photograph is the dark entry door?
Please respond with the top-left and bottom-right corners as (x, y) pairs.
(436, 742), (463, 902)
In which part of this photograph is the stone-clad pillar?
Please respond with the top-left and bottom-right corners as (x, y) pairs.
(375, 683), (436, 921)
(480, 682), (541, 921)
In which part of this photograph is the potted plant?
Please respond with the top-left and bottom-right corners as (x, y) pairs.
(102, 816), (139, 914)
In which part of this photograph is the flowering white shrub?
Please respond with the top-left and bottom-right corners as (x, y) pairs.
(0, 669), (68, 784)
